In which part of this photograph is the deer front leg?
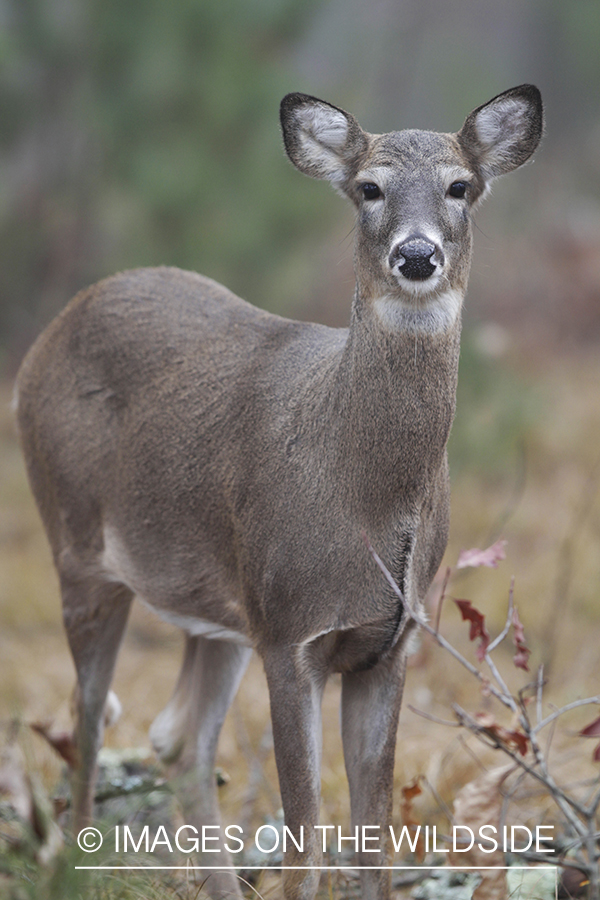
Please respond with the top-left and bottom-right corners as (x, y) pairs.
(341, 642), (408, 900)
(263, 647), (326, 900)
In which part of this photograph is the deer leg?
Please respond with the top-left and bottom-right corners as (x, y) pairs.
(263, 648), (326, 900)
(150, 635), (251, 900)
(60, 572), (134, 832)
(341, 643), (408, 900)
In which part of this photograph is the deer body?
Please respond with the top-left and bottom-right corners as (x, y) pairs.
(16, 87), (542, 900)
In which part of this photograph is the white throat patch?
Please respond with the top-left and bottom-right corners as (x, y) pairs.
(373, 289), (463, 334)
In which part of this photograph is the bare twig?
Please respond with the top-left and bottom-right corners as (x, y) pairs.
(453, 704), (589, 838)
(433, 566), (451, 635)
(487, 577), (515, 654)
(536, 665), (544, 727)
(534, 697), (600, 735)
(364, 535), (517, 714)
(365, 532), (600, 897)
(407, 705), (459, 728)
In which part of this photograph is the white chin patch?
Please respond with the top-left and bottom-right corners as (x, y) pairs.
(373, 288), (463, 334)
(391, 269), (442, 295)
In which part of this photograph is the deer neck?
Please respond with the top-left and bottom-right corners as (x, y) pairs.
(330, 293), (462, 513)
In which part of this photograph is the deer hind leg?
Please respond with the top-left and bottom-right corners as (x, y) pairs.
(341, 642), (408, 900)
(150, 634), (251, 900)
(60, 571), (134, 832)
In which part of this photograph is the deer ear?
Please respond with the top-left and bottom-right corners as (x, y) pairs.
(458, 84), (543, 182)
(280, 93), (368, 190)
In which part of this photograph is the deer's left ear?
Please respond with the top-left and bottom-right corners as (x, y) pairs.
(458, 84), (543, 182)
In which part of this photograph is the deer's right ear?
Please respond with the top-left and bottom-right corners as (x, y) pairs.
(280, 93), (368, 190)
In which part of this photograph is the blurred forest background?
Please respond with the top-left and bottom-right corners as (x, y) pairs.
(1, 2), (600, 896)
(2, 0), (600, 366)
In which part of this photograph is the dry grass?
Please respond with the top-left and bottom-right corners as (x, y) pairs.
(1, 342), (599, 897)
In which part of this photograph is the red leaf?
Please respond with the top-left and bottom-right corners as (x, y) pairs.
(473, 713), (529, 756)
(400, 776), (424, 861)
(593, 743), (600, 763)
(401, 777), (423, 802)
(455, 599), (490, 661)
(580, 715), (600, 738)
(502, 729), (529, 756)
(511, 607), (530, 672)
(30, 722), (79, 769)
(457, 540), (507, 570)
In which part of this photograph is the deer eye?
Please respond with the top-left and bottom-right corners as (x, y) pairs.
(448, 181), (468, 199)
(361, 183), (381, 201)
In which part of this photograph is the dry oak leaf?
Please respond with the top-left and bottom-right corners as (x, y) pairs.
(474, 712), (529, 756)
(0, 743), (63, 864)
(455, 598), (490, 661)
(30, 722), (79, 769)
(400, 776), (425, 862)
(450, 765), (514, 900)
(456, 540), (507, 570)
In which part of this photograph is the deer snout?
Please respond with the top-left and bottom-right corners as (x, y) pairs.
(389, 236), (444, 282)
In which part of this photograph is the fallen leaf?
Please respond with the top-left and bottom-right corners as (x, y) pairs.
(400, 776), (424, 862)
(30, 722), (79, 769)
(401, 777), (423, 803)
(457, 540), (507, 570)
(0, 742), (63, 864)
(0, 756), (33, 823)
(450, 765), (513, 900)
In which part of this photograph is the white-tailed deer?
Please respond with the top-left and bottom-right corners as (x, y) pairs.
(16, 86), (542, 899)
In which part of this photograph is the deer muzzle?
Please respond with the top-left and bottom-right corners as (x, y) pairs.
(389, 236), (444, 282)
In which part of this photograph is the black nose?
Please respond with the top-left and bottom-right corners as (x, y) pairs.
(390, 237), (438, 281)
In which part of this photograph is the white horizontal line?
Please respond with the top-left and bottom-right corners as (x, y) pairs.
(75, 865), (558, 871)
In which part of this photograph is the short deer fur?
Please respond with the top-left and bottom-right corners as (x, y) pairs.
(16, 86), (542, 900)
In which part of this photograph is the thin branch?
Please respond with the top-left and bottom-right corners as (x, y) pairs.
(453, 704), (588, 836)
(433, 566), (452, 635)
(483, 649), (518, 717)
(516, 849), (590, 873)
(407, 705), (459, 728)
(365, 532), (600, 893)
(457, 734), (490, 774)
(590, 786), (600, 819)
(533, 696), (600, 735)
(364, 535), (516, 714)
(536, 664), (544, 727)
(487, 577), (515, 653)
(420, 775), (455, 828)
(560, 830), (600, 858)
